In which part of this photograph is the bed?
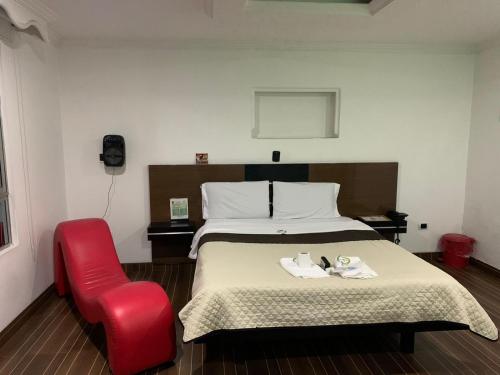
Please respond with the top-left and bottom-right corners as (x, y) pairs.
(179, 217), (497, 346)
(148, 163), (498, 352)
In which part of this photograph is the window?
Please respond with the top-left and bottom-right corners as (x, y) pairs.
(0, 108), (10, 249)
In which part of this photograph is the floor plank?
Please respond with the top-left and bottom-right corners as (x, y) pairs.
(0, 260), (498, 375)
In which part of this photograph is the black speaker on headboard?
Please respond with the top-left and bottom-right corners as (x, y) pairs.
(99, 135), (125, 167)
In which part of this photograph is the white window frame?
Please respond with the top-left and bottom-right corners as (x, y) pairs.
(0, 36), (33, 257)
(0, 107), (10, 250)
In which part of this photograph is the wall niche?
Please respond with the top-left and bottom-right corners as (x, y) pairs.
(252, 88), (340, 139)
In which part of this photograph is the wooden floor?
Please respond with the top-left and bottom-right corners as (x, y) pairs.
(0, 260), (499, 375)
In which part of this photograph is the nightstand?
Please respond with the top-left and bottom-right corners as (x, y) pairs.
(357, 215), (407, 244)
(147, 221), (195, 263)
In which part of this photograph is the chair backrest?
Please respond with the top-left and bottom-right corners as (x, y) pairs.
(54, 218), (127, 293)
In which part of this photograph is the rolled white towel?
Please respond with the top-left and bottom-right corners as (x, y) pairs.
(330, 255), (378, 279)
(280, 258), (329, 279)
(333, 256), (362, 270)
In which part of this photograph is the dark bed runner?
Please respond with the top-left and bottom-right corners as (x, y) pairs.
(198, 230), (383, 249)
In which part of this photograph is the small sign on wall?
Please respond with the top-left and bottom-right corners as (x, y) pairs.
(196, 153), (208, 164)
(170, 198), (189, 220)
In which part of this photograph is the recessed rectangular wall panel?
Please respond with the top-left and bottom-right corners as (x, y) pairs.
(253, 89), (339, 139)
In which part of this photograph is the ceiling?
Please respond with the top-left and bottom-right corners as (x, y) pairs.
(38, 0), (500, 48)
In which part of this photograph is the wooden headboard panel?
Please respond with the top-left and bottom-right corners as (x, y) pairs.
(149, 162), (398, 228)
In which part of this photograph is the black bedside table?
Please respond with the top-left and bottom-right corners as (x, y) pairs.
(357, 216), (407, 244)
(147, 221), (195, 263)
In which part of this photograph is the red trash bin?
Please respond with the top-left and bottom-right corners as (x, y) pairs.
(439, 233), (475, 268)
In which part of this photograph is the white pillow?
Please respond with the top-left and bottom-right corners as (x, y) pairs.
(272, 181), (341, 219)
(202, 181), (270, 219)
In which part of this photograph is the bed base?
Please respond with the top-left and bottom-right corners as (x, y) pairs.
(193, 321), (468, 353)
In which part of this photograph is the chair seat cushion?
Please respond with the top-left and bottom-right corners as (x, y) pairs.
(73, 268), (129, 322)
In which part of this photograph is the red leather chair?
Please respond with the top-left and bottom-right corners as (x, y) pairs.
(54, 218), (176, 375)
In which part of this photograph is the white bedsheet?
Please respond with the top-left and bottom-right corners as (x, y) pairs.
(189, 217), (374, 259)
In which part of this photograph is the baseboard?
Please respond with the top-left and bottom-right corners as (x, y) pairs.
(122, 260), (194, 270)
(0, 284), (55, 347)
(121, 263), (152, 272)
(414, 253), (500, 276)
(470, 257), (500, 277)
(414, 252), (441, 262)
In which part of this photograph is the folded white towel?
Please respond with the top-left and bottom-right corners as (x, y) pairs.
(280, 258), (329, 279)
(334, 263), (378, 279)
(329, 256), (378, 279)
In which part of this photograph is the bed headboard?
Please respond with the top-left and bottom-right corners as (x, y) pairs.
(149, 162), (398, 228)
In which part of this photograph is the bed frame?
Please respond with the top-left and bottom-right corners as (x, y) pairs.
(194, 321), (468, 353)
(148, 162), (468, 353)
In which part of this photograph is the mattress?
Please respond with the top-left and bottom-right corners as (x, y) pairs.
(179, 219), (498, 342)
(189, 217), (373, 258)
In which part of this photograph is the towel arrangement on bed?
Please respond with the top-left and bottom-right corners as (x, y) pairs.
(280, 255), (377, 279)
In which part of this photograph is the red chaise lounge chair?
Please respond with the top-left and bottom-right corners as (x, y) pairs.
(53, 218), (176, 375)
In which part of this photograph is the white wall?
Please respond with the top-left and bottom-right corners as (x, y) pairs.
(57, 44), (475, 263)
(0, 30), (67, 331)
(463, 44), (500, 269)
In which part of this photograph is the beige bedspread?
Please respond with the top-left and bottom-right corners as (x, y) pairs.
(179, 239), (498, 342)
